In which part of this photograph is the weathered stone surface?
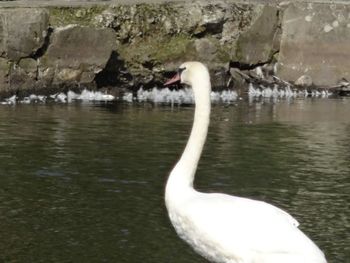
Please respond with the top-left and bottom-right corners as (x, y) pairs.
(8, 58), (38, 93)
(235, 5), (280, 65)
(0, 3), (286, 93)
(94, 3), (260, 88)
(40, 25), (116, 84)
(195, 38), (218, 61)
(0, 1), (349, 98)
(295, 75), (313, 87)
(0, 8), (49, 61)
(277, 3), (350, 86)
(0, 57), (9, 92)
(19, 58), (38, 78)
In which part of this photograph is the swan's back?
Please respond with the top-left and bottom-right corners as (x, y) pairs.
(168, 192), (327, 263)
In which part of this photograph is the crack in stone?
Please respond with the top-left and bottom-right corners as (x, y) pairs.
(31, 26), (53, 59)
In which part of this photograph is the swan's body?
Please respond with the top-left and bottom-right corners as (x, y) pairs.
(164, 62), (327, 263)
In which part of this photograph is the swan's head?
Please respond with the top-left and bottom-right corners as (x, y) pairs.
(164, 62), (210, 88)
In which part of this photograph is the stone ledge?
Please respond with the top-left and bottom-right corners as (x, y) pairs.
(1, 0), (350, 8)
(0, 0), (349, 98)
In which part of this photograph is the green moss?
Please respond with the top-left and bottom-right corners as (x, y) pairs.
(19, 58), (37, 70)
(118, 35), (195, 66)
(49, 6), (106, 27)
(217, 47), (234, 63)
(154, 36), (195, 62)
(0, 59), (10, 72)
(105, 3), (178, 38)
(235, 40), (243, 61)
(205, 36), (233, 63)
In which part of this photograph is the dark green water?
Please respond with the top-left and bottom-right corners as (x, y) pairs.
(0, 98), (349, 263)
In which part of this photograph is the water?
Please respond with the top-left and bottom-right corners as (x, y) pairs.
(0, 98), (349, 263)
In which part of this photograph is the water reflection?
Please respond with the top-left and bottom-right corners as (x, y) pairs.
(0, 99), (348, 262)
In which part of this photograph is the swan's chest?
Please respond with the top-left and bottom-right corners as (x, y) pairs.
(167, 207), (239, 263)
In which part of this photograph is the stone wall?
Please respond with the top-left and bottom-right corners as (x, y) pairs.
(0, 1), (349, 97)
(277, 3), (350, 86)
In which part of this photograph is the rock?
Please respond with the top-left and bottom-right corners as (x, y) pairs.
(195, 38), (218, 61)
(0, 8), (49, 61)
(295, 75), (313, 87)
(80, 71), (96, 84)
(162, 3), (204, 35)
(229, 67), (246, 89)
(19, 58), (38, 79)
(0, 1), (349, 97)
(235, 5), (280, 65)
(91, 3), (281, 89)
(196, 3), (227, 35)
(56, 68), (82, 82)
(0, 58), (9, 93)
(277, 3), (350, 86)
(210, 64), (231, 89)
(9, 58), (38, 93)
(40, 25), (116, 85)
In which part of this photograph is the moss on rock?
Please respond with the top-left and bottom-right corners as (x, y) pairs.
(49, 6), (106, 27)
(118, 35), (195, 68)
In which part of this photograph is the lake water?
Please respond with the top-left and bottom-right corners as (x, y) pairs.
(0, 98), (349, 263)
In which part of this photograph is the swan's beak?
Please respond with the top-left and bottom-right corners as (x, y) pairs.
(164, 73), (181, 86)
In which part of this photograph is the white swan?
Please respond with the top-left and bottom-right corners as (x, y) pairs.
(164, 62), (327, 263)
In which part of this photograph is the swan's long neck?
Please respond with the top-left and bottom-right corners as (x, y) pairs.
(166, 77), (211, 201)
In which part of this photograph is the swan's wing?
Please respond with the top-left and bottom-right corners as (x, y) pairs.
(182, 193), (324, 260)
(269, 201), (299, 227)
(187, 193), (299, 229)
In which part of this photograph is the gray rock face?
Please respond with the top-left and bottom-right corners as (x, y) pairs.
(0, 1), (349, 98)
(0, 8), (48, 93)
(235, 5), (280, 65)
(40, 25), (116, 84)
(96, 3), (267, 88)
(0, 58), (9, 91)
(10, 58), (38, 92)
(295, 75), (313, 87)
(277, 3), (350, 86)
(0, 8), (49, 61)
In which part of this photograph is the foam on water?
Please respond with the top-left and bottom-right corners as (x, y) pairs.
(66, 90), (114, 102)
(122, 92), (133, 103)
(52, 93), (68, 103)
(248, 83), (332, 98)
(137, 87), (195, 104)
(128, 87), (238, 104)
(0, 85), (333, 106)
(1, 95), (17, 105)
(1, 89), (115, 105)
(122, 85), (332, 104)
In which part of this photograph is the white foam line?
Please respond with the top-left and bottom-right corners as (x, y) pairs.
(131, 87), (238, 104)
(248, 83), (332, 98)
(1, 89), (115, 105)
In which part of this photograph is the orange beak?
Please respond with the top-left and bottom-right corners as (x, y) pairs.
(164, 73), (181, 86)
